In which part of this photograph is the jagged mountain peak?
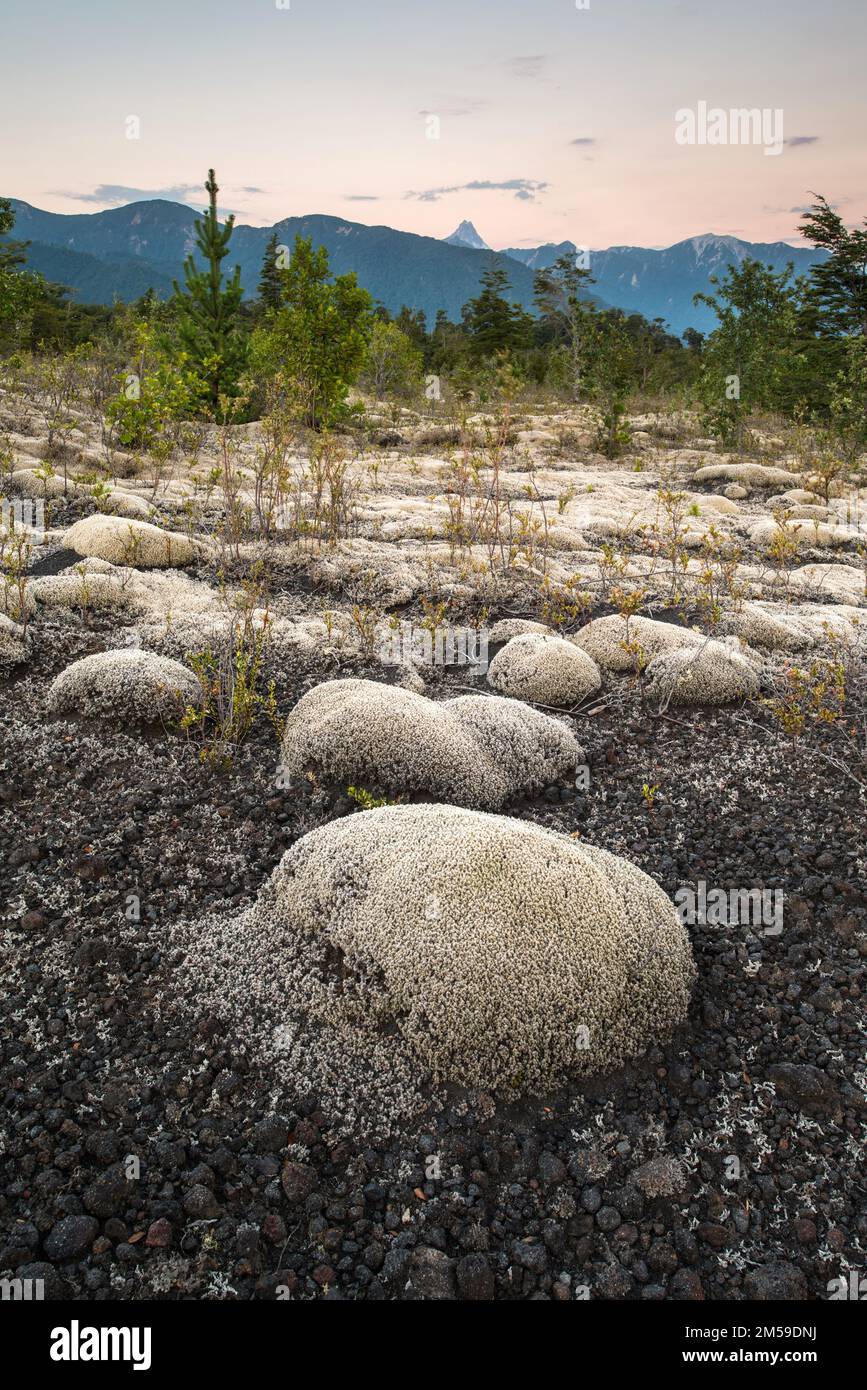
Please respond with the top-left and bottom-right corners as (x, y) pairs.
(443, 220), (490, 251)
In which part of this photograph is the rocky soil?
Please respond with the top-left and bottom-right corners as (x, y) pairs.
(1, 401), (865, 1301)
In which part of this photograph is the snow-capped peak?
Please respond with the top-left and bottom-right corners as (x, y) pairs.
(444, 220), (490, 251)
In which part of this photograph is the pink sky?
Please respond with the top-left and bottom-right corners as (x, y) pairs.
(2, 0), (865, 249)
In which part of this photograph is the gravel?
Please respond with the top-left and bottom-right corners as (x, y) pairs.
(1, 586), (865, 1301)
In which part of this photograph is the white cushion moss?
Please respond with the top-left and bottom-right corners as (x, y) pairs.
(645, 638), (760, 707)
(766, 489), (823, 509)
(751, 516), (858, 549)
(134, 610), (272, 662)
(572, 616), (760, 704)
(487, 632), (602, 707)
(134, 611), (350, 681)
(47, 649), (200, 723)
(693, 462), (801, 489)
(280, 677), (583, 809)
(694, 494), (739, 515)
(489, 618), (553, 643)
(722, 601), (815, 651)
(781, 505), (831, 522)
(8, 468), (79, 500)
(63, 515), (198, 569)
(0, 582), (34, 622)
(102, 491), (152, 520)
(572, 614), (704, 672)
(0, 613), (29, 672)
(788, 564), (865, 606)
(31, 572), (151, 617)
(722, 600), (860, 652)
(181, 804), (695, 1099)
(780, 604), (862, 644)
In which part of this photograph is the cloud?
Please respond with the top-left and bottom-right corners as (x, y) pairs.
(54, 183), (207, 206)
(784, 135), (819, 147)
(344, 194), (381, 202)
(763, 198), (841, 216)
(569, 138), (596, 146)
(418, 102), (487, 118)
(507, 55), (547, 80)
(789, 198), (844, 214)
(405, 178), (549, 204)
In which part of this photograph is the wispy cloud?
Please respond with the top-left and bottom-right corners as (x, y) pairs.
(344, 194), (381, 202)
(570, 138), (596, 147)
(418, 101), (487, 119)
(507, 55), (547, 80)
(764, 198), (840, 216)
(54, 183), (206, 206)
(784, 135), (820, 148)
(405, 178), (549, 204)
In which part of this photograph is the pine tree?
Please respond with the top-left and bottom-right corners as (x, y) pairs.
(394, 305), (427, 350)
(0, 197), (40, 337)
(799, 195), (867, 338)
(257, 231), (283, 313)
(534, 253), (596, 397)
(172, 169), (245, 410)
(693, 259), (806, 444)
(0, 196), (29, 271)
(582, 311), (638, 457)
(463, 264), (528, 358)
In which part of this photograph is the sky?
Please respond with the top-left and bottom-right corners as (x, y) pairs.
(1, 0), (864, 249)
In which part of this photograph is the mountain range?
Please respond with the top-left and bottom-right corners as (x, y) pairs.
(4, 200), (827, 337)
(568, 234), (826, 337)
(6, 200), (546, 329)
(452, 222), (828, 334)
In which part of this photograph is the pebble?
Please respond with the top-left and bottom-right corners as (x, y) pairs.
(44, 1216), (99, 1261)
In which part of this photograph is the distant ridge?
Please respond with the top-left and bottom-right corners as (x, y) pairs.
(580, 235), (826, 335)
(501, 233), (825, 333)
(5, 199), (548, 327)
(2, 199), (825, 334)
(501, 241), (578, 272)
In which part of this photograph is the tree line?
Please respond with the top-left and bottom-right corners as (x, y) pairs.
(1, 172), (865, 459)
